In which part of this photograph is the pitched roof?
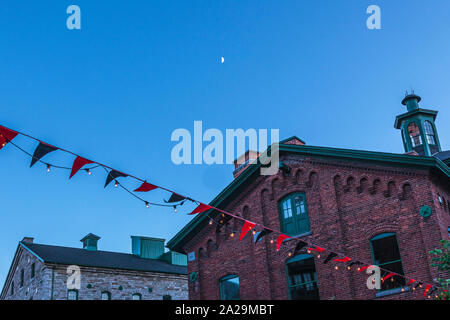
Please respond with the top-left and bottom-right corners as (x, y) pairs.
(21, 242), (187, 275)
(167, 142), (450, 253)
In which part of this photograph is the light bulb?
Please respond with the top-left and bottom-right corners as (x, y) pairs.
(230, 233), (235, 238)
(317, 254), (321, 259)
(114, 181), (119, 187)
(347, 266), (351, 270)
(145, 202), (149, 208)
(46, 165), (51, 173)
(87, 169), (92, 175)
(270, 240), (274, 244)
(174, 206), (178, 213)
(209, 220), (213, 225)
(335, 266), (339, 270)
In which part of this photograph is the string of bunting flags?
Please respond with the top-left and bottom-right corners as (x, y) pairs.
(0, 124), (446, 299)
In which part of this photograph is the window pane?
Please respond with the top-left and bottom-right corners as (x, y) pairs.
(287, 257), (319, 300)
(371, 235), (401, 265)
(424, 121), (434, 135)
(283, 200), (292, 218)
(220, 275), (240, 300)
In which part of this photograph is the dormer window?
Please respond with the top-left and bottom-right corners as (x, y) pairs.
(408, 122), (422, 147)
(424, 121), (436, 145)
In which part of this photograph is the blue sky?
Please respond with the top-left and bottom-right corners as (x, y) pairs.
(1, 1), (449, 286)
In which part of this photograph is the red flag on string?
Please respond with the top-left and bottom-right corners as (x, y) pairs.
(358, 265), (369, 273)
(276, 234), (290, 251)
(134, 182), (158, 192)
(333, 256), (352, 263)
(0, 126), (18, 150)
(382, 272), (396, 283)
(70, 156), (94, 179)
(424, 284), (432, 297)
(308, 246), (325, 253)
(407, 279), (415, 286)
(189, 203), (213, 215)
(240, 221), (256, 241)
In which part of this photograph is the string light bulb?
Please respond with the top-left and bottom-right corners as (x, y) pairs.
(46, 164), (51, 173)
(335, 266), (339, 270)
(174, 206), (178, 213)
(114, 180), (119, 188)
(317, 254), (321, 259)
(145, 202), (149, 208)
(347, 266), (351, 270)
(87, 169), (92, 175)
(230, 233), (235, 238)
(209, 220), (213, 225)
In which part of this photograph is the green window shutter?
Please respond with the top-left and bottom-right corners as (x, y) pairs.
(279, 193), (311, 236)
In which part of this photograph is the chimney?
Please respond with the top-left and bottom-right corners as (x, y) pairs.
(22, 237), (34, 244)
(131, 236), (165, 259)
(80, 233), (100, 251)
(232, 150), (260, 178)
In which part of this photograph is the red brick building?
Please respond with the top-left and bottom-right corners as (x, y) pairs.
(167, 94), (450, 300)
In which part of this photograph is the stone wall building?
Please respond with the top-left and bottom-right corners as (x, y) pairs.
(167, 94), (450, 300)
(1, 234), (188, 300)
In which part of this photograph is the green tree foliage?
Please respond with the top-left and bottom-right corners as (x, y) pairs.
(429, 240), (450, 300)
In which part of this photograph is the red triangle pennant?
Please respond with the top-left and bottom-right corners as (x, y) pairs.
(134, 182), (158, 192)
(0, 126), (19, 150)
(358, 265), (369, 273)
(276, 234), (290, 251)
(189, 203), (213, 215)
(407, 279), (415, 286)
(240, 221), (256, 241)
(382, 272), (396, 284)
(424, 284), (432, 297)
(333, 256), (352, 263)
(70, 156), (94, 179)
(308, 246), (325, 253)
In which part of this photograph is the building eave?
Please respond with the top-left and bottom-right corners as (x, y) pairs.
(394, 108), (438, 129)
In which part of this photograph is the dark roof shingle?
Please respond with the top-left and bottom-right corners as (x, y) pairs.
(22, 242), (187, 275)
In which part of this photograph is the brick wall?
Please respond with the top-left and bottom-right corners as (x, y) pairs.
(183, 154), (450, 300)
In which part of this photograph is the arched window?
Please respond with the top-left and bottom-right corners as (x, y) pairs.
(408, 122), (422, 147)
(286, 254), (319, 300)
(101, 291), (111, 300)
(67, 289), (78, 300)
(424, 121), (436, 145)
(132, 293), (142, 300)
(370, 233), (405, 291)
(278, 193), (310, 236)
(219, 275), (240, 300)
